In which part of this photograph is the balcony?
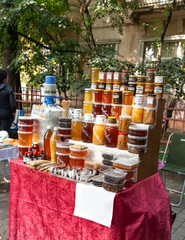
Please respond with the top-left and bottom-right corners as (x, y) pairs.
(137, 0), (185, 9)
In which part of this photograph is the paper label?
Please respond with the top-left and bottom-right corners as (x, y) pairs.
(98, 84), (104, 89)
(147, 98), (154, 105)
(100, 73), (104, 80)
(113, 85), (120, 91)
(154, 86), (162, 93)
(136, 86), (143, 94)
(155, 76), (164, 83)
(114, 73), (119, 80)
(128, 87), (134, 91)
(113, 95), (119, 99)
(106, 85), (111, 90)
(134, 96), (143, 105)
(91, 84), (96, 90)
(107, 73), (112, 80)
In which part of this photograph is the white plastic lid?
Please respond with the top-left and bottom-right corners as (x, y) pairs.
(119, 116), (132, 119)
(122, 105), (132, 108)
(69, 155), (86, 160)
(70, 147), (88, 152)
(18, 145), (32, 148)
(134, 94), (144, 97)
(56, 142), (73, 148)
(56, 152), (69, 156)
(144, 107), (157, 110)
(132, 105), (144, 109)
(19, 116), (34, 120)
(127, 143), (147, 148)
(83, 101), (93, 104)
(111, 104), (122, 107)
(84, 113), (94, 121)
(53, 127), (58, 133)
(47, 126), (52, 130)
(102, 103), (111, 106)
(129, 124), (149, 131)
(18, 131), (33, 134)
(18, 124), (34, 127)
(85, 88), (93, 91)
(59, 134), (71, 137)
(58, 127), (71, 130)
(128, 82), (136, 85)
(95, 115), (105, 124)
(93, 102), (102, 105)
(128, 134), (147, 140)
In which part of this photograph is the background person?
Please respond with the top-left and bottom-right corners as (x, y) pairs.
(0, 70), (17, 133)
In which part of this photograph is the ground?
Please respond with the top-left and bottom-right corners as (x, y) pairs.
(0, 161), (185, 240)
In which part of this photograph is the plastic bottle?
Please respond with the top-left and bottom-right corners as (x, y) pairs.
(93, 115), (106, 145)
(44, 126), (53, 160)
(50, 127), (61, 163)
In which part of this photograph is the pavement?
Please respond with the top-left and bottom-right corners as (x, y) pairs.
(0, 161), (185, 240)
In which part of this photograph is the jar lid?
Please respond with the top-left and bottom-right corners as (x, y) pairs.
(102, 103), (111, 106)
(84, 113), (94, 121)
(106, 123), (118, 127)
(18, 145), (32, 148)
(56, 142), (73, 148)
(18, 131), (33, 134)
(122, 70), (130, 73)
(19, 116), (34, 120)
(129, 124), (149, 131)
(127, 143), (147, 148)
(135, 94), (144, 97)
(69, 155), (86, 160)
(107, 70), (115, 72)
(93, 102), (102, 105)
(113, 82), (121, 84)
(113, 90), (122, 93)
(111, 104), (123, 107)
(92, 68), (100, 70)
(144, 107), (157, 110)
(136, 82), (145, 85)
(56, 152), (69, 156)
(145, 82), (154, 85)
(154, 83), (164, 86)
(70, 147), (88, 152)
(108, 116), (117, 119)
(100, 70), (107, 72)
(94, 89), (104, 91)
(103, 90), (112, 92)
(129, 75), (136, 78)
(147, 69), (155, 71)
(83, 101), (93, 104)
(18, 124), (34, 127)
(119, 115), (132, 119)
(114, 70), (122, 72)
(122, 105), (132, 108)
(128, 134), (147, 140)
(58, 127), (71, 130)
(128, 82), (136, 85)
(95, 115), (106, 124)
(132, 105), (144, 109)
(124, 91), (134, 94)
(59, 134), (71, 137)
(85, 88), (93, 91)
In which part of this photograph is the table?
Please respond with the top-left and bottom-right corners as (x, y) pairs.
(9, 159), (172, 240)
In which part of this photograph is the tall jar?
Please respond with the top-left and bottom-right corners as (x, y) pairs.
(117, 133), (128, 150)
(123, 91), (133, 105)
(84, 88), (93, 102)
(121, 105), (132, 117)
(105, 117), (118, 148)
(92, 68), (100, 82)
(93, 115), (106, 145)
(93, 102), (102, 117)
(154, 83), (164, 98)
(94, 89), (103, 102)
(83, 101), (93, 115)
(121, 70), (130, 84)
(71, 115), (83, 141)
(113, 71), (122, 82)
(137, 76), (146, 83)
(119, 116), (132, 133)
(144, 83), (154, 96)
(113, 82), (121, 91)
(132, 105), (144, 123)
(82, 114), (94, 143)
(111, 104), (122, 119)
(113, 90), (122, 104)
(128, 82), (136, 95)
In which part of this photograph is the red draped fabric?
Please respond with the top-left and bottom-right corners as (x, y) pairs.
(9, 159), (172, 240)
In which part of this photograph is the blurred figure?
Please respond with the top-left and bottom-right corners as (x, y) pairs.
(0, 70), (17, 132)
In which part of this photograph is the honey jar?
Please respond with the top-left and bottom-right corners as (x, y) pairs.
(94, 89), (103, 102)
(91, 81), (98, 90)
(121, 70), (130, 84)
(106, 82), (113, 90)
(102, 103), (112, 118)
(143, 107), (156, 125)
(82, 114), (94, 143)
(103, 90), (112, 104)
(92, 68), (100, 82)
(18, 131), (33, 146)
(107, 71), (114, 82)
(93, 102), (102, 117)
(111, 104), (122, 119)
(105, 117), (118, 148)
(134, 95), (145, 106)
(144, 83), (154, 96)
(93, 115), (106, 145)
(99, 70), (107, 82)
(129, 75), (137, 83)
(146, 94), (157, 108)
(123, 91), (133, 105)
(136, 82), (145, 95)
(113, 71), (122, 82)
(119, 116), (132, 133)
(71, 118), (83, 141)
(154, 76), (165, 84)
(84, 88), (93, 102)
(113, 82), (121, 91)
(132, 105), (144, 123)
(154, 83), (164, 98)
(113, 91), (122, 104)
(128, 82), (136, 95)
(83, 101), (93, 115)
(146, 69), (155, 83)
(120, 84), (128, 92)
(121, 105), (132, 116)
(98, 82), (106, 90)
(117, 133), (128, 150)
(137, 76), (146, 83)
(19, 116), (34, 125)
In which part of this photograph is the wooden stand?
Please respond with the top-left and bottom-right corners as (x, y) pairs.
(137, 99), (165, 182)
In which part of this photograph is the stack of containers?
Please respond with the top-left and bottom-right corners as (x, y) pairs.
(71, 109), (83, 141)
(117, 116), (132, 150)
(93, 89), (103, 117)
(83, 88), (93, 115)
(18, 116), (34, 160)
(82, 114), (94, 143)
(102, 90), (112, 118)
(56, 142), (73, 166)
(69, 144), (88, 169)
(111, 90), (122, 119)
(58, 117), (72, 142)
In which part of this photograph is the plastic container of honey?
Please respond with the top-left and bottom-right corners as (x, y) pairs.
(59, 134), (71, 142)
(129, 124), (148, 137)
(119, 116), (132, 132)
(19, 116), (34, 125)
(18, 131), (33, 146)
(58, 127), (71, 135)
(127, 143), (147, 154)
(83, 101), (93, 115)
(84, 88), (93, 102)
(128, 134), (147, 145)
(94, 89), (103, 103)
(56, 142), (73, 154)
(93, 102), (102, 117)
(18, 145), (31, 160)
(18, 124), (34, 132)
(123, 91), (133, 105)
(69, 155), (86, 169)
(111, 104), (122, 119)
(102, 103), (112, 118)
(132, 105), (144, 123)
(121, 105), (132, 116)
(103, 90), (112, 104)
(56, 152), (69, 166)
(93, 115), (106, 145)
(70, 145), (88, 158)
(143, 107), (156, 125)
(92, 68), (100, 82)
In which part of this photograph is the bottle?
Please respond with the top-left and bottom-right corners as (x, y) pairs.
(23, 152), (28, 164)
(50, 127), (61, 163)
(44, 126), (53, 160)
(40, 150), (44, 160)
(32, 151), (37, 160)
(27, 151), (33, 162)
(93, 115), (106, 145)
(82, 114), (94, 143)
(28, 147), (32, 154)
(37, 152), (42, 160)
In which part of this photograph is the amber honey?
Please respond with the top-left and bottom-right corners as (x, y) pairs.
(71, 119), (83, 141)
(111, 104), (122, 119)
(18, 131), (33, 146)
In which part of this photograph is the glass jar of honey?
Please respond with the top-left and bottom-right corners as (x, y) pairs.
(144, 83), (154, 96)
(69, 155), (85, 169)
(146, 69), (155, 83)
(113, 91), (122, 104)
(106, 82), (113, 90)
(82, 113), (94, 143)
(136, 82), (145, 95)
(18, 131), (33, 146)
(129, 75), (137, 83)
(93, 115), (106, 145)
(103, 90), (112, 104)
(119, 116), (132, 133)
(113, 71), (122, 82)
(83, 101), (93, 115)
(100, 70), (107, 82)
(71, 118), (83, 141)
(113, 83), (121, 91)
(123, 91), (133, 105)
(134, 95), (145, 106)
(121, 105), (132, 116)
(92, 68), (100, 82)
(106, 71), (114, 82)
(154, 83), (164, 98)
(143, 107), (156, 125)
(105, 117), (118, 148)
(121, 70), (130, 84)
(18, 116), (34, 125)
(128, 82), (136, 95)
(94, 89), (103, 102)
(93, 102), (102, 117)
(84, 88), (93, 102)
(111, 104), (122, 119)
(137, 76), (146, 83)
(117, 133), (128, 150)
(132, 105), (144, 123)
(102, 103), (112, 118)
(146, 94), (156, 108)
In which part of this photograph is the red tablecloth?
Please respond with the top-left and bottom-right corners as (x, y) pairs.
(9, 159), (172, 240)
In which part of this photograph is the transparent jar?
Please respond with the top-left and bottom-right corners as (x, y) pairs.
(146, 94), (156, 108)
(136, 82), (145, 95)
(143, 107), (156, 125)
(102, 103), (112, 118)
(92, 68), (100, 82)
(99, 70), (107, 82)
(103, 90), (112, 104)
(154, 83), (164, 98)
(121, 70), (130, 84)
(93, 115), (106, 145)
(128, 82), (136, 95)
(119, 116), (132, 133)
(94, 89), (103, 102)
(93, 102), (102, 117)
(123, 91), (133, 105)
(121, 105), (132, 117)
(144, 83), (154, 96)
(98, 82), (106, 90)
(82, 114), (94, 143)
(106, 71), (114, 82)
(105, 117), (118, 148)
(117, 133), (128, 150)
(106, 82), (113, 90)
(134, 95), (145, 106)
(120, 84), (128, 92)
(113, 82), (121, 91)
(154, 76), (165, 84)
(137, 76), (146, 83)
(71, 118), (83, 141)
(132, 105), (144, 123)
(91, 81), (98, 90)
(111, 104), (122, 119)
(113, 91), (122, 104)
(113, 71), (122, 82)
(129, 75), (137, 83)
(83, 101), (93, 115)
(146, 69), (155, 83)
(84, 88), (93, 102)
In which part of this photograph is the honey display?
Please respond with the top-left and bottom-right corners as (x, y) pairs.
(19, 116), (34, 125)
(136, 82), (145, 95)
(132, 105), (144, 123)
(147, 94), (157, 108)
(117, 133), (128, 150)
(121, 105), (132, 117)
(102, 103), (111, 118)
(93, 103), (102, 117)
(71, 118), (83, 141)
(111, 104), (122, 119)
(143, 107), (156, 125)
(144, 83), (154, 95)
(154, 83), (164, 98)
(146, 69), (155, 83)
(105, 117), (118, 148)
(119, 116), (132, 132)
(56, 152), (69, 166)
(82, 113), (94, 143)
(154, 76), (165, 84)
(93, 115), (106, 145)
(106, 71), (114, 82)
(121, 70), (130, 84)
(99, 70), (107, 82)
(137, 76), (146, 83)
(94, 89), (103, 102)
(70, 145), (88, 157)
(134, 95), (145, 106)
(113, 91), (122, 104)
(56, 142), (73, 154)
(18, 131), (33, 146)
(18, 124), (34, 132)
(103, 90), (112, 104)
(83, 101), (93, 115)
(123, 91), (133, 105)
(113, 71), (122, 82)
(92, 68), (100, 82)
(84, 88), (93, 102)
(69, 155), (85, 169)
(98, 82), (106, 90)
(18, 145), (31, 160)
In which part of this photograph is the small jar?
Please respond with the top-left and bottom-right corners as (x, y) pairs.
(83, 101), (93, 115)
(117, 133), (128, 150)
(113, 82), (121, 91)
(84, 88), (93, 102)
(128, 82), (136, 95)
(119, 116), (132, 133)
(120, 84), (128, 92)
(99, 70), (107, 82)
(136, 82), (145, 95)
(105, 117), (118, 148)
(134, 95), (145, 106)
(102, 103), (112, 118)
(93, 102), (102, 117)
(113, 91), (122, 104)
(92, 68), (100, 82)
(146, 94), (157, 108)
(113, 71), (122, 82)
(94, 89), (103, 102)
(56, 142), (73, 154)
(129, 75), (137, 83)
(121, 70), (130, 84)
(154, 83), (164, 98)
(58, 127), (71, 135)
(127, 143), (146, 154)
(106, 82), (113, 90)
(19, 145), (30, 160)
(70, 145), (88, 158)
(106, 71), (114, 82)
(91, 81), (98, 90)
(154, 76), (165, 84)
(111, 104), (122, 119)
(146, 69), (155, 83)
(137, 76), (146, 83)
(121, 105), (132, 117)
(132, 105), (144, 123)
(123, 91), (133, 105)
(144, 83), (154, 96)
(98, 82), (106, 90)
(103, 90), (112, 104)
(143, 107), (156, 125)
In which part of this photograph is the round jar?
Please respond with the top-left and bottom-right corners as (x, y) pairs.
(83, 101), (93, 115)
(128, 82), (136, 95)
(84, 88), (93, 102)
(113, 71), (122, 82)
(99, 70), (107, 82)
(111, 104), (122, 119)
(146, 69), (155, 83)
(94, 89), (103, 102)
(59, 134), (71, 142)
(106, 71), (114, 82)
(129, 124), (148, 137)
(146, 94), (157, 108)
(69, 155), (86, 169)
(117, 133), (128, 150)
(56, 152), (69, 166)
(91, 81), (98, 90)
(129, 75), (137, 83)
(106, 82), (113, 90)
(19, 145), (31, 160)
(18, 131), (33, 146)
(127, 143), (146, 154)
(154, 76), (165, 84)
(103, 90), (112, 104)
(70, 146), (88, 158)
(154, 83), (164, 98)
(119, 116), (132, 133)
(143, 107), (156, 125)
(132, 105), (144, 123)
(102, 103), (112, 118)
(121, 70), (130, 84)
(92, 68), (100, 82)
(113, 82), (121, 91)
(113, 91), (122, 104)
(128, 134), (147, 145)
(93, 116), (106, 145)
(18, 124), (34, 132)
(136, 82), (145, 95)
(120, 84), (128, 92)
(144, 83), (154, 96)
(105, 123), (118, 148)
(93, 102), (102, 117)
(134, 95), (145, 106)
(123, 91), (133, 105)
(32, 142), (40, 152)
(121, 105), (132, 117)
(98, 82), (106, 90)
(137, 76), (146, 83)
(71, 119), (83, 141)
(58, 127), (71, 135)
(56, 142), (73, 154)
